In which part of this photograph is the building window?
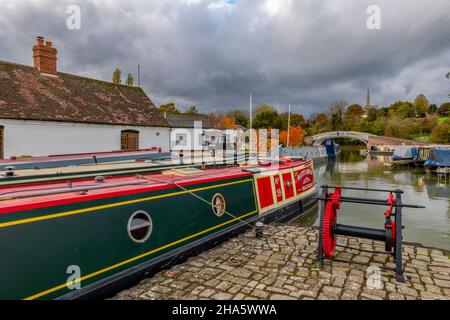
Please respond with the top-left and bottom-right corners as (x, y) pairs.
(0, 126), (3, 160)
(176, 134), (187, 146)
(121, 130), (139, 150)
(127, 210), (153, 243)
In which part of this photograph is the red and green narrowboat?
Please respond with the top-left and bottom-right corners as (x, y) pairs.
(0, 159), (317, 300)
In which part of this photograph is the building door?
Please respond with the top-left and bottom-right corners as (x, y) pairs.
(121, 130), (139, 150)
(0, 126), (4, 160)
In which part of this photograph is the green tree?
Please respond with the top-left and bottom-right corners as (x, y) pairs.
(112, 68), (122, 84)
(366, 107), (378, 122)
(125, 73), (134, 86)
(438, 102), (450, 116)
(387, 101), (413, 118)
(159, 103), (181, 114)
(428, 104), (437, 114)
(185, 106), (199, 115)
(227, 110), (249, 128)
(252, 104), (284, 129)
(412, 94), (429, 118)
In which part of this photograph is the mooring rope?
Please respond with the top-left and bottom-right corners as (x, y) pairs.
(140, 175), (258, 230)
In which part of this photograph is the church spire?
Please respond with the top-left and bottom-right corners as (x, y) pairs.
(365, 88), (371, 108)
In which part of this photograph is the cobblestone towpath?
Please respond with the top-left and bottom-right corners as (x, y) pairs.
(113, 226), (450, 300)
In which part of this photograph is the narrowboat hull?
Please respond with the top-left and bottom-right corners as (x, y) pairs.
(0, 160), (317, 300)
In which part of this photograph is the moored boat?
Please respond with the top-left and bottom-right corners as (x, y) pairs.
(0, 158), (317, 300)
(323, 139), (340, 158)
(424, 147), (450, 172)
(0, 148), (170, 171)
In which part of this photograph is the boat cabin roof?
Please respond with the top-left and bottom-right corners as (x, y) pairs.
(0, 159), (311, 214)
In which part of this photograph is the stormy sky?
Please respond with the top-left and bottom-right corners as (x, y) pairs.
(0, 0), (449, 117)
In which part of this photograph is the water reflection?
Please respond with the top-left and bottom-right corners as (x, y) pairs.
(293, 149), (450, 249)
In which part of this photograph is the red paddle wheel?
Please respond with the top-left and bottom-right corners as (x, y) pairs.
(322, 188), (341, 258)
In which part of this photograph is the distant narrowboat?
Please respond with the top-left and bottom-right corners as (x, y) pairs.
(0, 159), (317, 300)
(424, 147), (450, 172)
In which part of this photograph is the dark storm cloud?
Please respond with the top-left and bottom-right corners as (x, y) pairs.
(0, 0), (449, 116)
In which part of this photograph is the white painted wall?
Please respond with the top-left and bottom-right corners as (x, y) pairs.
(0, 119), (170, 158)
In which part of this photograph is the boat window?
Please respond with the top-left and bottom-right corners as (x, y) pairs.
(211, 193), (226, 217)
(128, 210), (152, 243)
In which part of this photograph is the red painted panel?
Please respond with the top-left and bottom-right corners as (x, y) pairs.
(273, 175), (283, 202)
(257, 177), (274, 209)
(282, 172), (294, 199)
(294, 167), (315, 194)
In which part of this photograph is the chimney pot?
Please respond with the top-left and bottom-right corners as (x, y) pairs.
(45, 41), (52, 47)
(36, 36), (44, 45)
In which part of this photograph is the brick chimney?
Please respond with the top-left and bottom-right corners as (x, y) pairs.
(33, 36), (57, 75)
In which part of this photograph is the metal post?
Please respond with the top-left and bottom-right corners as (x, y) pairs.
(179, 150), (184, 165)
(234, 136), (238, 165)
(191, 147), (194, 164)
(394, 189), (405, 282)
(223, 134), (227, 165)
(317, 185), (328, 265)
(201, 132), (205, 169)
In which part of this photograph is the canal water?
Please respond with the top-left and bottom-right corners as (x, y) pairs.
(293, 148), (450, 250)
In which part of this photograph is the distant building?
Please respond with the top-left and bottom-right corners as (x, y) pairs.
(0, 37), (171, 159)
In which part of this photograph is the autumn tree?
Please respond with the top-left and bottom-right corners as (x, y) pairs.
(227, 110), (249, 128)
(430, 122), (450, 143)
(344, 104), (364, 130)
(112, 68), (122, 84)
(280, 127), (304, 147)
(216, 116), (238, 129)
(412, 94), (429, 118)
(313, 113), (330, 132)
(125, 73), (134, 86)
(159, 102), (181, 114)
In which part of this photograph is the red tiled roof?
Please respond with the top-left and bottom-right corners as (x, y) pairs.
(0, 60), (169, 127)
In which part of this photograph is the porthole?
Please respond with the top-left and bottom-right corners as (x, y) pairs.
(211, 193), (226, 217)
(156, 132), (160, 136)
(127, 210), (153, 243)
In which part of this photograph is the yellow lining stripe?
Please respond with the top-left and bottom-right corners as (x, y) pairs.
(0, 179), (253, 229)
(24, 209), (258, 300)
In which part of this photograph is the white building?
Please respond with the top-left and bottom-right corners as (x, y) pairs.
(0, 37), (170, 159)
